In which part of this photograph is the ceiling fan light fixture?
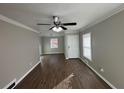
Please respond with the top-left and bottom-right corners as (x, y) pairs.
(52, 26), (63, 32)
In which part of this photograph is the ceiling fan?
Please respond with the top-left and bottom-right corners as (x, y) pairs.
(37, 16), (77, 32)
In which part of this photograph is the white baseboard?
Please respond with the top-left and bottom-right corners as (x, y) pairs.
(3, 78), (16, 89)
(2, 60), (41, 89)
(42, 52), (64, 55)
(80, 57), (117, 89)
(13, 61), (41, 88)
(65, 57), (69, 59)
(65, 57), (80, 60)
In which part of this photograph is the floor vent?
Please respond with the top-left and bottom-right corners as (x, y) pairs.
(7, 82), (16, 89)
(3, 79), (16, 89)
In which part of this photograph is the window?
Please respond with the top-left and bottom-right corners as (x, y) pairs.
(82, 33), (92, 61)
(50, 38), (58, 48)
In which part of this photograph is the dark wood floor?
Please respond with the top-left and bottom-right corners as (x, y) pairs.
(15, 54), (111, 89)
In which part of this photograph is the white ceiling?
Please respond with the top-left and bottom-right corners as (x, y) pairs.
(0, 3), (123, 36)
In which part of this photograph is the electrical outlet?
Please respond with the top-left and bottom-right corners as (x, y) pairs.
(29, 63), (32, 67)
(100, 68), (104, 72)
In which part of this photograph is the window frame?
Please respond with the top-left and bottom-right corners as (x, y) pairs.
(82, 32), (92, 61)
(50, 38), (58, 49)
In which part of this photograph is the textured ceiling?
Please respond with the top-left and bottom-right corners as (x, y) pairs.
(0, 3), (123, 36)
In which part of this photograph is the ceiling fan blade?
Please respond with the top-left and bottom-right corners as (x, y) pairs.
(37, 23), (51, 25)
(49, 26), (55, 30)
(62, 22), (77, 26)
(60, 26), (67, 30)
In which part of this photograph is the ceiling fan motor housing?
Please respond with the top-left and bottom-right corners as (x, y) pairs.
(53, 16), (61, 26)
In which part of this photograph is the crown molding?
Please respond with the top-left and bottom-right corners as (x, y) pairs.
(79, 4), (124, 32)
(0, 14), (39, 33)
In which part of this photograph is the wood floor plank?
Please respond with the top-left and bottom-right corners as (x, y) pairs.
(15, 54), (111, 89)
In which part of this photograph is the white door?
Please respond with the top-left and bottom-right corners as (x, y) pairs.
(66, 34), (79, 58)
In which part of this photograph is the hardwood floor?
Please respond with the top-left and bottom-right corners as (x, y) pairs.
(15, 54), (111, 89)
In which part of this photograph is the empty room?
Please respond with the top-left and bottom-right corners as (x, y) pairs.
(0, 3), (124, 89)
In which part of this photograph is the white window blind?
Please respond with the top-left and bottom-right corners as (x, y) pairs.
(83, 33), (92, 61)
(50, 38), (58, 48)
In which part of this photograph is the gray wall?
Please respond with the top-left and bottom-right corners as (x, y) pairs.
(0, 20), (40, 88)
(80, 10), (124, 88)
(41, 36), (64, 54)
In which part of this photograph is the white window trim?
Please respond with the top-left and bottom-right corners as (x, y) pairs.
(50, 38), (58, 48)
(82, 32), (92, 61)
